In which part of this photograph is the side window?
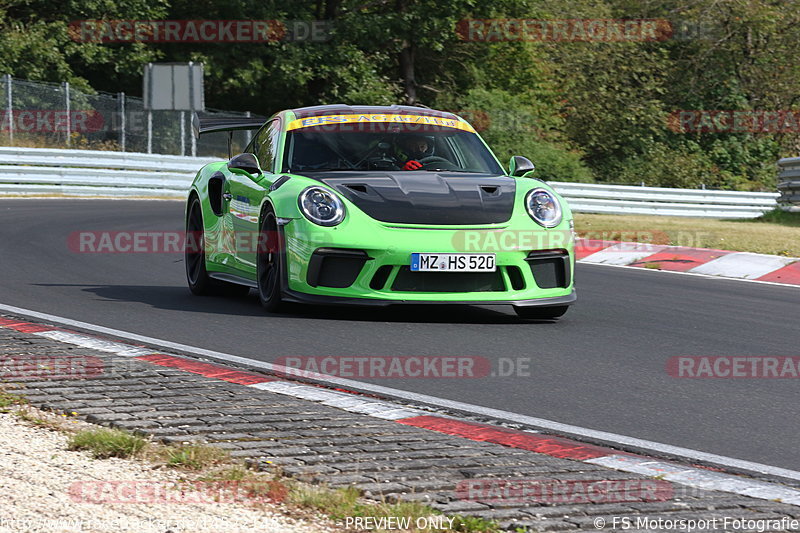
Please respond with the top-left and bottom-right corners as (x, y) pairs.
(268, 120), (281, 171)
(255, 119), (281, 173)
(253, 121), (272, 171)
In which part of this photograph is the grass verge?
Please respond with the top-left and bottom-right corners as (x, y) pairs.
(0, 388), (26, 413)
(574, 210), (800, 256)
(68, 427), (148, 459)
(156, 442), (230, 470)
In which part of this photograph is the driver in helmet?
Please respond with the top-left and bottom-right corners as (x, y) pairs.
(398, 135), (433, 170)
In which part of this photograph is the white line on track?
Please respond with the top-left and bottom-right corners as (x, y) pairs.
(1, 300), (799, 484)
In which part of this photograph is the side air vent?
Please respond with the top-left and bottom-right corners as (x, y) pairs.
(269, 175), (291, 191)
(208, 172), (226, 216)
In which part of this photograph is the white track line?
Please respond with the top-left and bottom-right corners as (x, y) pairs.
(37, 330), (156, 357)
(588, 455), (800, 504)
(252, 381), (426, 420)
(1, 301), (800, 485)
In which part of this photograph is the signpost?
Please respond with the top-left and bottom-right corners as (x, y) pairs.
(143, 62), (204, 156)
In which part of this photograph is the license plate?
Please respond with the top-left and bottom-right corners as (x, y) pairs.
(410, 253), (496, 272)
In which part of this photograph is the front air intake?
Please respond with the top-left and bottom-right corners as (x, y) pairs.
(525, 250), (570, 289)
(306, 248), (370, 288)
(391, 267), (504, 292)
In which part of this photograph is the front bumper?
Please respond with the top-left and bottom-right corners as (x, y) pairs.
(282, 217), (575, 304)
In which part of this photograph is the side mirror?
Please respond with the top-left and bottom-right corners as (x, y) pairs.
(228, 153), (261, 175)
(509, 156), (535, 177)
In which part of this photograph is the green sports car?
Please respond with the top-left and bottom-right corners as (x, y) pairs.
(186, 105), (575, 319)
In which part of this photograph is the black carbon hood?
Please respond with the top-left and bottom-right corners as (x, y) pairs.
(299, 171), (516, 225)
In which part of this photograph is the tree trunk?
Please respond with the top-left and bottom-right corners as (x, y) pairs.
(395, 0), (416, 105)
(399, 44), (417, 105)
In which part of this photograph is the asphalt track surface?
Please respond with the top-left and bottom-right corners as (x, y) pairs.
(1, 199), (798, 471)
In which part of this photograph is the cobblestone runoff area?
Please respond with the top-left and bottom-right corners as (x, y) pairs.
(2, 322), (799, 532)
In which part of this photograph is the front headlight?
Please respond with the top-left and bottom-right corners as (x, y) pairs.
(525, 188), (562, 228)
(299, 187), (345, 226)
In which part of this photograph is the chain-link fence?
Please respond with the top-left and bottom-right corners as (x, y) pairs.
(0, 75), (260, 158)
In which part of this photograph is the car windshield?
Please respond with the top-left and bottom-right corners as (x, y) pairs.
(281, 117), (504, 174)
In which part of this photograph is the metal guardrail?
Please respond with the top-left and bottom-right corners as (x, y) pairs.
(777, 157), (800, 212)
(0, 147), (214, 197)
(550, 182), (778, 219)
(0, 148), (782, 217)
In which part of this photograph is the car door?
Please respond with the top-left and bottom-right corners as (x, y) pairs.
(227, 118), (281, 272)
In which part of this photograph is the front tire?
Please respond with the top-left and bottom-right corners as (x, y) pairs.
(185, 196), (249, 297)
(257, 208), (285, 312)
(514, 305), (569, 320)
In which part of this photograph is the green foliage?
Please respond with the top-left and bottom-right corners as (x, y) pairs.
(161, 443), (229, 470)
(753, 209), (800, 227)
(0, 389), (25, 413)
(68, 428), (147, 459)
(603, 141), (719, 188)
(441, 88), (593, 181)
(519, 140), (594, 182)
(0, 0), (165, 91)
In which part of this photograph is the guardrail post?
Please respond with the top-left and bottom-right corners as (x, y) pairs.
(4, 74), (12, 146)
(245, 111), (252, 147)
(117, 92), (126, 152)
(188, 61), (197, 157)
(147, 110), (152, 154)
(64, 82), (71, 147)
(180, 111), (185, 156)
(145, 63), (153, 154)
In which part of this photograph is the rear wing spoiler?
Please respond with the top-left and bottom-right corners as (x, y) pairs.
(192, 114), (267, 158)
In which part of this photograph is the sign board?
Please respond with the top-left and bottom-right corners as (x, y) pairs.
(143, 63), (204, 111)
